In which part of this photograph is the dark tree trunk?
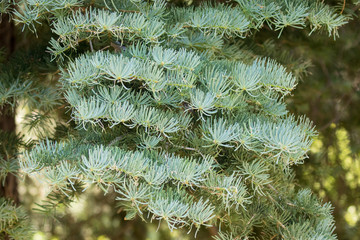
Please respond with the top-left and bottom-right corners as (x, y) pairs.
(0, 13), (16, 58)
(0, 106), (18, 203)
(0, 13), (18, 203)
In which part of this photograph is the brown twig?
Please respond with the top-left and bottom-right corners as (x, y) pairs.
(340, 0), (346, 14)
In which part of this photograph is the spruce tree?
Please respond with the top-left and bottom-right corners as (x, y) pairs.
(0, 0), (351, 239)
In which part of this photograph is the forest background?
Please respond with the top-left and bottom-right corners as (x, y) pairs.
(0, 0), (359, 239)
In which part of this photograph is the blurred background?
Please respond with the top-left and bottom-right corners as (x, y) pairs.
(1, 1), (360, 239)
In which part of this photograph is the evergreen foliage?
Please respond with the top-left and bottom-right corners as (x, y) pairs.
(0, 0), (352, 239)
(0, 198), (33, 239)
